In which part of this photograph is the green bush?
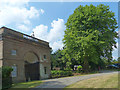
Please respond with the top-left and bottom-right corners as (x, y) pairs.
(77, 65), (82, 73)
(51, 70), (73, 78)
(2, 66), (13, 78)
(2, 66), (13, 90)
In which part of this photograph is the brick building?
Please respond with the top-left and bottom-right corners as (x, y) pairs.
(0, 27), (51, 82)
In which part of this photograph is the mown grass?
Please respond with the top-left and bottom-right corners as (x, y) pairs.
(65, 73), (118, 88)
(11, 80), (42, 88)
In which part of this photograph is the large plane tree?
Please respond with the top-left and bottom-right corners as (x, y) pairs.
(63, 4), (118, 72)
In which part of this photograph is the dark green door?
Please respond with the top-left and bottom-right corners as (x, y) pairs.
(25, 62), (40, 81)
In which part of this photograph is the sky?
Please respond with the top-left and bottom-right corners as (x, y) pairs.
(0, 0), (118, 60)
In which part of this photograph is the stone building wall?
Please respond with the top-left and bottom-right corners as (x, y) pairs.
(0, 27), (51, 82)
(0, 41), (3, 67)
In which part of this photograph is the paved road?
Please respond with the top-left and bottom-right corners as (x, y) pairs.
(36, 71), (118, 88)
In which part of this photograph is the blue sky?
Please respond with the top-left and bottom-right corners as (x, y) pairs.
(29, 2), (118, 26)
(0, 0), (118, 60)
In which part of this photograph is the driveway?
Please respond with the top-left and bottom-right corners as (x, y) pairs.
(36, 70), (118, 88)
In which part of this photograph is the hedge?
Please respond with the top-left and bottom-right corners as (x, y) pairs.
(51, 70), (73, 78)
(2, 66), (13, 90)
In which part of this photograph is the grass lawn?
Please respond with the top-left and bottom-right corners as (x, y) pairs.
(11, 80), (42, 88)
(65, 73), (119, 88)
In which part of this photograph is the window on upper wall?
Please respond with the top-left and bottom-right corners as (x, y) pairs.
(44, 55), (46, 59)
(11, 50), (16, 55)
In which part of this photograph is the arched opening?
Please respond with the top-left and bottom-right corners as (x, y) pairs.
(24, 51), (39, 63)
(24, 52), (40, 81)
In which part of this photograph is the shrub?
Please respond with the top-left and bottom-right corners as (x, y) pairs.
(65, 67), (73, 71)
(51, 70), (73, 78)
(77, 65), (82, 73)
(2, 66), (13, 78)
(2, 66), (13, 90)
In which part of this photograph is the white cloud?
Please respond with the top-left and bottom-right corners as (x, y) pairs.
(50, 41), (64, 51)
(112, 49), (118, 60)
(112, 42), (118, 50)
(47, 18), (65, 43)
(28, 7), (40, 19)
(0, 0), (44, 32)
(0, 0), (29, 8)
(33, 18), (65, 52)
(112, 42), (118, 60)
(17, 24), (30, 32)
(40, 9), (44, 14)
(0, 0), (65, 52)
(33, 24), (48, 41)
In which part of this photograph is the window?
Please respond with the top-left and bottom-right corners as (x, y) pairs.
(11, 65), (17, 77)
(11, 50), (16, 55)
(0, 34), (2, 40)
(44, 67), (47, 74)
(44, 55), (46, 59)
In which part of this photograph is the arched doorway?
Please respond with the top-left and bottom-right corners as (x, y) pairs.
(24, 52), (40, 81)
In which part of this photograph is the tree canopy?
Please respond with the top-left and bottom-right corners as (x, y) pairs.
(51, 49), (67, 70)
(63, 4), (118, 72)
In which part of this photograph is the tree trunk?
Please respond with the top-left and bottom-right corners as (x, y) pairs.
(83, 56), (89, 73)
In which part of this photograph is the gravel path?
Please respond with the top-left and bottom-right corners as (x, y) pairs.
(36, 71), (118, 88)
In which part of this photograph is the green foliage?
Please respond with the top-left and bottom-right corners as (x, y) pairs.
(63, 4), (118, 72)
(1, 66), (13, 90)
(65, 67), (73, 71)
(77, 66), (82, 73)
(2, 77), (12, 90)
(111, 59), (118, 64)
(77, 66), (82, 69)
(51, 70), (73, 78)
(2, 66), (13, 78)
(117, 57), (120, 62)
(51, 49), (68, 70)
(12, 80), (42, 88)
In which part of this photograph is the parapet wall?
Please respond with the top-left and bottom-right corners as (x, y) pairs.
(0, 27), (49, 48)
